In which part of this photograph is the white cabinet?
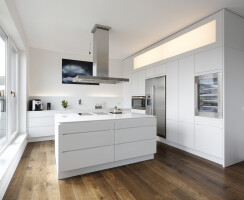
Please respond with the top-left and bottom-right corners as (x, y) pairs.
(179, 56), (195, 123)
(59, 130), (114, 152)
(166, 60), (179, 120)
(29, 126), (54, 138)
(166, 119), (179, 143)
(58, 120), (114, 134)
(28, 111), (56, 138)
(145, 64), (166, 78)
(115, 139), (156, 161)
(179, 122), (195, 149)
(154, 64), (166, 76)
(138, 70), (145, 95)
(195, 47), (223, 74)
(115, 126), (156, 144)
(145, 67), (155, 78)
(59, 146), (114, 172)
(56, 116), (157, 178)
(131, 72), (138, 96)
(131, 70), (145, 96)
(115, 117), (156, 129)
(195, 124), (223, 158)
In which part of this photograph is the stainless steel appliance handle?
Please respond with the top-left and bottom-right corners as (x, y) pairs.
(151, 86), (155, 115)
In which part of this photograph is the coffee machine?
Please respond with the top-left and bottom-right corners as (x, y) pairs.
(29, 99), (43, 111)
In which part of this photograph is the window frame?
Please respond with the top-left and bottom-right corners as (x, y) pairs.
(0, 25), (19, 154)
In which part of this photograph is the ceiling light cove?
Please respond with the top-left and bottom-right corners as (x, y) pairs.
(134, 20), (216, 69)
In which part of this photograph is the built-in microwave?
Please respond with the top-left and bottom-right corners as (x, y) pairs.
(132, 96), (146, 110)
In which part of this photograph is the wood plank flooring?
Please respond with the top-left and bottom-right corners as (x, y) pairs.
(3, 141), (244, 200)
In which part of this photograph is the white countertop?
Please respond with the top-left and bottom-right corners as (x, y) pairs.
(55, 112), (155, 124)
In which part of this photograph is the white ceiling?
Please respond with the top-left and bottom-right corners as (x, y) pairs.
(14, 0), (244, 59)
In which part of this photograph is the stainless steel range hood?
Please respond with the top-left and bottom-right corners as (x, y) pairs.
(73, 24), (129, 84)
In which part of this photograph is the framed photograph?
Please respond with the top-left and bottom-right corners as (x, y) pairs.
(62, 59), (93, 84)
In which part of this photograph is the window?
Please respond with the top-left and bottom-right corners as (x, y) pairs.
(0, 26), (7, 150)
(0, 25), (19, 153)
(9, 42), (18, 138)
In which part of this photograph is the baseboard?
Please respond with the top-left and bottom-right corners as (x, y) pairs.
(28, 135), (54, 142)
(157, 136), (223, 166)
(58, 154), (154, 179)
(0, 134), (27, 199)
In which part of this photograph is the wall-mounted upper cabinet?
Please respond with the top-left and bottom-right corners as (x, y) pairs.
(195, 47), (223, 74)
(145, 64), (166, 78)
(131, 70), (146, 96)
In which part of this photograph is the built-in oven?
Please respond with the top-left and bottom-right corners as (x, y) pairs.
(132, 96), (146, 110)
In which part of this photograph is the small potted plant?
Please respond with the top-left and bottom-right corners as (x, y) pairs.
(62, 100), (68, 110)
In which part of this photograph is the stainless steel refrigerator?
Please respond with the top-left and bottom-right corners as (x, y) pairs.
(146, 76), (166, 138)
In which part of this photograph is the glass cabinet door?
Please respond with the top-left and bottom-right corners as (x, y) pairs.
(195, 73), (222, 118)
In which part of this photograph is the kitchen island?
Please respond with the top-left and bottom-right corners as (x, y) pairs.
(55, 112), (157, 179)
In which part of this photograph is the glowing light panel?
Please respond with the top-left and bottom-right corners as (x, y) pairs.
(134, 20), (216, 69)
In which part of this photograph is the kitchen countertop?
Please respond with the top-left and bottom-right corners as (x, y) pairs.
(55, 112), (155, 124)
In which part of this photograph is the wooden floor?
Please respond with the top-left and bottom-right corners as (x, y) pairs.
(3, 141), (244, 200)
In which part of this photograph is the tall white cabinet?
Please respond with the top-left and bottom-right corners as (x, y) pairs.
(123, 9), (244, 167)
(178, 56), (195, 149)
(166, 61), (179, 143)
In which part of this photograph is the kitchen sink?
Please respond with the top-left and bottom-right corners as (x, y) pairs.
(77, 113), (93, 116)
(93, 112), (109, 115)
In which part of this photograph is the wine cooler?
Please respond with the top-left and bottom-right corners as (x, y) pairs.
(195, 73), (222, 118)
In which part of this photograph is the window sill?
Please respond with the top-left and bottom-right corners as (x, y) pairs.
(0, 133), (27, 197)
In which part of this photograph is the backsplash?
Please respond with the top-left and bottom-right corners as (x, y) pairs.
(28, 96), (124, 111)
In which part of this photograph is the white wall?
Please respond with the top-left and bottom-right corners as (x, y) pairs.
(29, 48), (124, 97)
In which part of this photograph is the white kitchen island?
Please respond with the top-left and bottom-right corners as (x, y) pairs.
(55, 112), (157, 179)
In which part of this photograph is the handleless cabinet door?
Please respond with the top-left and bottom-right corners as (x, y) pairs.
(154, 64), (166, 76)
(166, 119), (179, 144)
(166, 61), (179, 121)
(195, 124), (223, 158)
(138, 70), (146, 95)
(131, 72), (138, 96)
(179, 56), (195, 123)
(195, 47), (223, 74)
(179, 122), (194, 149)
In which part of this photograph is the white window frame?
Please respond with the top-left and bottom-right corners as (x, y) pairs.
(0, 26), (8, 154)
(7, 39), (19, 143)
(0, 26), (19, 154)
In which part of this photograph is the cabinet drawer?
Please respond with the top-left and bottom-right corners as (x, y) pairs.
(59, 120), (114, 134)
(29, 126), (55, 138)
(115, 118), (156, 129)
(28, 111), (57, 118)
(29, 117), (54, 127)
(115, 139), (156, 161)
(59, 146), (114, 172)
(115, 126), (156, 144)
(60, 130), (114, 152)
